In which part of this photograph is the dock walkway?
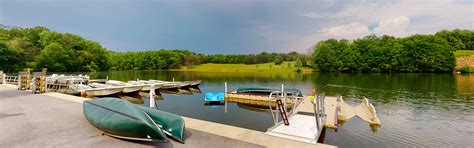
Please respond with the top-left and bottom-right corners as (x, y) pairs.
(0, 85), (335, 147)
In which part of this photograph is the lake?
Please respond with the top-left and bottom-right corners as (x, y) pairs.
(77, 71), (473, 147)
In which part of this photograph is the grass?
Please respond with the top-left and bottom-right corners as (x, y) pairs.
(175, 61), (314, 73)
(455, 50), (474, 57)
(456, 50), (474, 73)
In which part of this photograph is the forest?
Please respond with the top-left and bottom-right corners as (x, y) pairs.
(312, 29), (473, 72)
(0, 25), (472, 73)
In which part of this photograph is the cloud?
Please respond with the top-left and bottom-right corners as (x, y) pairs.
(300, 12), (325, 19)
(320, 23), (370, 39)
(320, 16), (412, 39)
(372, 16), (410, 37)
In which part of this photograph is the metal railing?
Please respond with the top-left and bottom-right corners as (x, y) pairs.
(4, 75), (19, 85)
(267, 91), (299, 126)
(313, 93), (326, 132)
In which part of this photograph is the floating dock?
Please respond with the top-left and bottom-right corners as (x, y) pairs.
(295, 95), (381, 130)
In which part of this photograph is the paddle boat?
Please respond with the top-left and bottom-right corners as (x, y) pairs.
(204, 92), (225, 102)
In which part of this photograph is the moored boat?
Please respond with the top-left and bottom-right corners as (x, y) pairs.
(106, 80), (143, 94)
(226, 87), (303, 109)
(204, 92), (225, 102)
(148, 80), (181, 89)
(83, 98), (185, 143)
(83, 83), (123, 97)
(128, 80), (163, 92)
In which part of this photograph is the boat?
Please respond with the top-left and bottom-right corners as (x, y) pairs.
(226, 87), (302, 109)
(188, 80), (202, 87)
(148, 80), (182, 89)
(106, 80), (143, 94)
(83, 83), (123, 97)
(204, 92), (225, 102)
(128, 80), (163, 92)
(58, 83), (91, 95)
(83, 97), (185, 143)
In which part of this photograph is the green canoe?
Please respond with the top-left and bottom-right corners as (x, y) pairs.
(83, 98), (185, 143)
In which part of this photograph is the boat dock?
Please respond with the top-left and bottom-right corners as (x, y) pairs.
(0, 84), (335, 147)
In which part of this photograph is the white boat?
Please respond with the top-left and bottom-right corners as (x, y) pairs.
(83, 83), (123, 97)
(58, 84), (91, 95)
(148, 80), (181, 89)
(185, 80), (201, 87)
(127, 80), (162, 92)
(106, 80), (143, 94)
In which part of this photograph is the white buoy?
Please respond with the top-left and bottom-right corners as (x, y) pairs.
(172, 77), (175, 82)
(149, 84), (156, 108)
(106, 75), (109, 80)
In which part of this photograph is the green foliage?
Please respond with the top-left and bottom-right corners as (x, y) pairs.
(108, 50), (194, 70)
(0, 43), (20, 72)
(274, 57), (283, 65)
(0, 25), (109, 72)
(455, 50), (474, 57)
(313, 33), (459, 73)
(435, 29), (473, 50)
(457, 66), (472, 73)
(207, 52), (309, 65)
(34, 43), (75, 72)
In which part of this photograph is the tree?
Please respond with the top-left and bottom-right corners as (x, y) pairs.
(0, 43), (20, 72)
(34, 43), (75, 72)
(274, 57), (283, 65)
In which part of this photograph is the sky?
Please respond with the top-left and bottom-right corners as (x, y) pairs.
(1, 0), (473, 54)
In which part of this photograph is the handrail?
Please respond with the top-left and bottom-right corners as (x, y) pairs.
(313, 93), (326, 132)
(267, 91), (299, 126)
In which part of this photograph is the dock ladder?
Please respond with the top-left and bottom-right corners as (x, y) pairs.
(276, 99), (289, 125)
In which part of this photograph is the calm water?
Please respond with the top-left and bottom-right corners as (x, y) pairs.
(75, 71), (473, 147)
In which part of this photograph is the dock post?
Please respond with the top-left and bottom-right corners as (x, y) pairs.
(17, 74), (21, 89)
(224, 82), (227, 97)
(44, 76), (48, 92)
(224, 82), (228, 114)
(282, 84), (287, 112)
(2, 74), (5, 85)
(149, 84), (156, 108)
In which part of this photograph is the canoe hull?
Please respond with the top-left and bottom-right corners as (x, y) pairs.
(83, 98), (185, 143)
(83, 98), (167, 141)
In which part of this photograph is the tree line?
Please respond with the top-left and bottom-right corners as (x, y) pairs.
(0, 25), (309, 72)
(108, 51), (310, 70)
(312, 29), (473, 73)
